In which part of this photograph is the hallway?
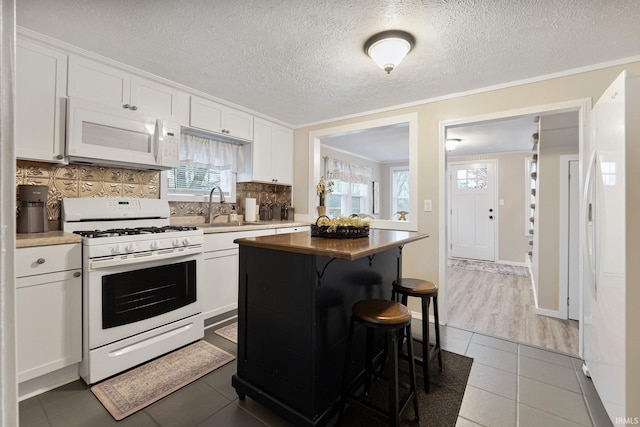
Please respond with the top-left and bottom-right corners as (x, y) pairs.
(447, 263), (579, 355)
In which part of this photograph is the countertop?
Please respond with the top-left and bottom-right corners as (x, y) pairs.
(197, 220), (309, 234)
(234, 229), (429, 260)
(15, 220), (310, 247)
(16, 231), (83, 248)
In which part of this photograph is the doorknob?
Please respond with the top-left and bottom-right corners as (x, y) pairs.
(489, 215), (494, 220)
(489, 208), (493, 212)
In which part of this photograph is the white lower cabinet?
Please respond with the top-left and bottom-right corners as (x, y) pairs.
(16, 244), (82, 383)
(202, 228), (274, 320)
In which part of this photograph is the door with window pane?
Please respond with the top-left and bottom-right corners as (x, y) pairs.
(450, 161), (496, 261)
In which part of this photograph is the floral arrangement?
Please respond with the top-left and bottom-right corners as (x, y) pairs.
(316, 176), (334, 207)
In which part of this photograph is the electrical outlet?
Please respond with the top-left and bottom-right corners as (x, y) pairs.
(500, 199), (505, 206)
(424, 199), (432, 212)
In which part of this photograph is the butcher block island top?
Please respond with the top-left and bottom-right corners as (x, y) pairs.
(234, 229), (429, 260)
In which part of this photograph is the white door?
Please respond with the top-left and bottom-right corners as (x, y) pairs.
(450, 161), (496, 261)
(568, 160), (580, 320)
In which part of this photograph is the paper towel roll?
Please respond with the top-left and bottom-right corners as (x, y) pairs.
(244, 198), (257, 222)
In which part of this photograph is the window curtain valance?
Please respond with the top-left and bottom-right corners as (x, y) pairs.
(326, 157), (372, 184)
(179, 133), (245, 172)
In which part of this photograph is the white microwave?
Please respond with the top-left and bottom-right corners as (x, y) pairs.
(66, 97), (180, 170)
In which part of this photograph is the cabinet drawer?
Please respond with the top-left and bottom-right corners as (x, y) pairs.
(204, 229), (274, 252)
(16, 244), (81, 278)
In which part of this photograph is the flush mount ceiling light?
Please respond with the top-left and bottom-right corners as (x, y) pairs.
(364, 30), (415, 74)
(446, 139), (461, 151)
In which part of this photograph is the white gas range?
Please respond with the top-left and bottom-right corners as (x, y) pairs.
(62, 198), (204, 384)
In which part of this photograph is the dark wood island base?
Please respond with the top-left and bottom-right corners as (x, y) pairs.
(232, 230), (428, 426)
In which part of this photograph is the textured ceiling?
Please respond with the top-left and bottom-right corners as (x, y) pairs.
(16, 0), (640, 126)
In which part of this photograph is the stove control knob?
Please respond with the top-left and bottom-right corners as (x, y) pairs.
(181, 237), (192, 246)
(172, 238), (180, 247)
(150, 240), (159, 250)
(125, 242), (139, 253)
(111, 244), (121, 254)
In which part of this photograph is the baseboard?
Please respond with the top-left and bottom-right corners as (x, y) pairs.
(534, 306), (565, 319)
(411, 311), (442, 341)
(18, 364), (80, 401)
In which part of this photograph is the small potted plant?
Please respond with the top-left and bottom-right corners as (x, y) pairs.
(316, 176), (333, 217)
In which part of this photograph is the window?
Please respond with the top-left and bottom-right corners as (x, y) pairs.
(327, 179), (368, 218)
(166, 166), (235, 200)
(165, 132), (242, 202)
(391, 167), (409, 217)
(456, 167), (488, 189)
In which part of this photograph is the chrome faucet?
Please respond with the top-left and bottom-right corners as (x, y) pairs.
(208, 185), (226, 223)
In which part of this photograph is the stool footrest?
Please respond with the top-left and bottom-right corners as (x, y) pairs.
(349, 388), (417, 425)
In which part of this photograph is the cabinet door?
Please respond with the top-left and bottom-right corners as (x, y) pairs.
(201, 249), (239, 319)
(225, 107), (253, 141)
(16, 39), (67, 163)
(68, 56), (130, 108)
(250, 119), (274, 182)
(16, 270), (82, 383)
(271, 124), (293, 185)
(190, 96), (224, 133)
(130, 75), (189, 123)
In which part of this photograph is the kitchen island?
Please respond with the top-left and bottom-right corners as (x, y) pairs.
(232, 229), (428, 426)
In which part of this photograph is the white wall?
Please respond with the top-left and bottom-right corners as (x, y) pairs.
(292, 61), (640, 319)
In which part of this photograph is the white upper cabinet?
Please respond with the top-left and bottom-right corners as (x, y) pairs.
(16, 39), (68, 163)
(238, 118), (293, 185)
(190, 95), (254, 141)
(68, 56), (189, 123)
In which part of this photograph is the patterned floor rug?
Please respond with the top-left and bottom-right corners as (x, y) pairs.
(214, 321), (238, 343)
(448, 258), (529, 277)
(91, 340), (234, 420)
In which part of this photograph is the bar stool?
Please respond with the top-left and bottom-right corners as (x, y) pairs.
(339, 299), (419, 426)
(392, 278), (442, 393)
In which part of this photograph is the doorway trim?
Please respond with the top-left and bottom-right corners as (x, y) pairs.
(438, 98), (591, 357)
(559, 154), (580, 320)
(447, 159), (499, 262)
(307, 113), (419, 231)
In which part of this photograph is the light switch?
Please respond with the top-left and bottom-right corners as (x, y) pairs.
(499, 199), (505, 206)
(424, 199), (432, 212)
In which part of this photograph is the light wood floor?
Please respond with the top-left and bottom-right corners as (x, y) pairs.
(446, 265), (579, 355)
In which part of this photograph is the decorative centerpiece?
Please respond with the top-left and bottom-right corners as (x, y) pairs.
(316, 176), (334, 217)
(311, 215), (370, 239)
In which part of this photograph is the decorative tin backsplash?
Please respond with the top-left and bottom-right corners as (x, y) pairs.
(16, 161), (160, 228)
(169, 182), (292, 219)
(16, 161), (292, 228)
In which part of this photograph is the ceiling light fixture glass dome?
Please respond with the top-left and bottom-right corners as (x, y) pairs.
(446, 139), (461, 151)
(364, 30), (415, 74)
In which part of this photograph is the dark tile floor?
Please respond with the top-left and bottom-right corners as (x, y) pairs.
(19, 317), (612, 426)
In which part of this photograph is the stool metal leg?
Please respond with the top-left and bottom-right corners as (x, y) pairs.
(364, 327), (374, 396)
(422, 296), (430, 393)
(405, 323), (420, 422)
(433, 294), (442, 369)
(388, 328), (400, 427)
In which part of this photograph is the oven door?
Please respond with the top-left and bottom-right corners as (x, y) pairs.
(86, 251), (202, 349)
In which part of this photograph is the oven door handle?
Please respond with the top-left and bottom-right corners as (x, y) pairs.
(88, 247), (201, 270)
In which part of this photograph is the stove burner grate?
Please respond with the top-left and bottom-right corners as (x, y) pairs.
(73, 225), (199, 238)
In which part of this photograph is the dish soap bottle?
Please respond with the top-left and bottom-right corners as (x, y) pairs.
(229, 205), (238, 223)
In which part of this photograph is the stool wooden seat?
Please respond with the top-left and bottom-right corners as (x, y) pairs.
(392, 278), (442, 393)
(339, 299), (419, 426)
